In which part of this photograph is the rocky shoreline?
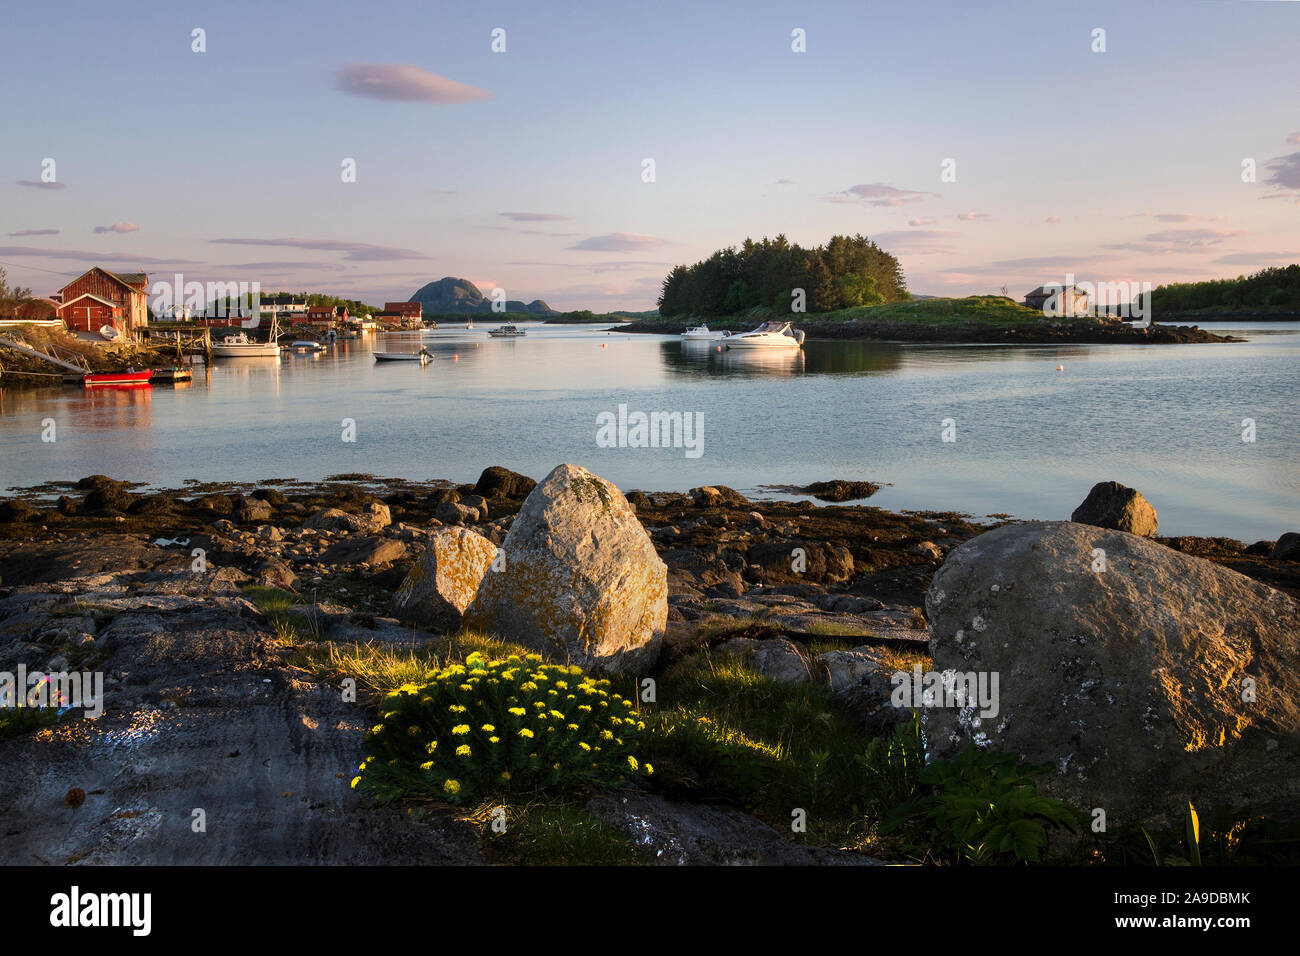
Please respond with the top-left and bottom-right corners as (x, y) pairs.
(614, 317), (1239, 344)
(1, 468), (1296, 864)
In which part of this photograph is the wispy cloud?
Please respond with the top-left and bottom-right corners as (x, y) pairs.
(1141, 227), (1247, 246)
(500, 212), (569, 222)
(827, 183), (938, 206)
(7, 228), (60, 237)
(1045, 216), (1060, 223)
(1131, 212), (1222, 223)
(774, 178), (794, 185)
(956, 210), (990, 221)
(0, 245), (197, 264)
(1263, 151), (1300, 192)
(908, 218), (936, 227)
(871, 230), (961, 255)
(568, 232), (669, 252)
(17, 180), (66, 190)
(209, 237), (430, 262)
(1286, 132), (1300, 145)
(93, 221), (139, 234)
(1210, 251), (1300, 266)
(335, 63), (492, 104)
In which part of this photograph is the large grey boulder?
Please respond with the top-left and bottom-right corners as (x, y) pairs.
(464, 464), (667, 674)
(1070, 481), (1158, 536)
(1270, 532), (1300, 561)
(925, 521), (1300, 827)
(392, 528), (498, 632)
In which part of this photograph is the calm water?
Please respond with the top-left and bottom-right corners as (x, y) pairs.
(1, 322), (1297, 540)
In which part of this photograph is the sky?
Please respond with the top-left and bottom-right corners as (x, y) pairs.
(1, 0), (1298, 311)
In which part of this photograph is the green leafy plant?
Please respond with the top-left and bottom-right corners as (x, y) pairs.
(1142, 801), (1203, 866)
(883, 744), (1077, 865)
(856, 710), (926, 813)
(352, 652), (651, 805)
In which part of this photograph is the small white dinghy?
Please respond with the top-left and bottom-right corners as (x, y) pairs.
(724, 320), (805, 349)
(681, 324), (730, 340)
(99, 324), (121, 342)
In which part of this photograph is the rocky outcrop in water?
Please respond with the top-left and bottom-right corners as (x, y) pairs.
(1070, 481), (1158, 536)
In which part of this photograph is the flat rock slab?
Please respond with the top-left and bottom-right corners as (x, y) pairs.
(0, 607), (481, 865)
(586, 791), (883, 866)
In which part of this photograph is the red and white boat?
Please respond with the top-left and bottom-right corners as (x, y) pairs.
(82, 369), (154, 387)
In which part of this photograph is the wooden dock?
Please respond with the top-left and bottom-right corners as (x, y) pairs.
(139, 325), (213, 362)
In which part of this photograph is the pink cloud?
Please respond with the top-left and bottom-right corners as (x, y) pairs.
(335, 63), (492, 104)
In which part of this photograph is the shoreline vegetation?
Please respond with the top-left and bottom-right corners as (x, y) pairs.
(616, 296), (1239, 344)
(1, 469), (1296, 865)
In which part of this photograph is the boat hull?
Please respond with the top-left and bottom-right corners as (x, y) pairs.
(211, 344), (281, 357)
(724, 336), (802, 349)
(83, 370), (153, 387)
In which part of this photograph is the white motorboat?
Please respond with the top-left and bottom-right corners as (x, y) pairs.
(212, 314), (282, 357)
(681, 324), (730, 340)
(211, 330), (281, 357)
(487, 325), (526, 337)
(289, 340), (326, 352)
(724, 320), (805, 349)
(373, 346), (430, 363)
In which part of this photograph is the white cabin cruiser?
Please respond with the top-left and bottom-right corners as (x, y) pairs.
(724, 320), (805, 349)
(681, 324), (731, 340)
(211, 330), (281, 357)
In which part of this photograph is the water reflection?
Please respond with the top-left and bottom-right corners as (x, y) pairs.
(662, 339), (907, 376)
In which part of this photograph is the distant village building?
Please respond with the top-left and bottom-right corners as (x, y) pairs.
(258, 294), (308, 317)
(1023, 284), (1090, 316)
(380, 301), (422, 321)
(56, 268), (149, 333)
(303, 305), (347, 325)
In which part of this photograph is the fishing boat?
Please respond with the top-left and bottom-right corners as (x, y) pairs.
(82, 368), (153, 387)
(487, 325), (526, 337)
(211, 315), (282, 357)
(681, 324), (730, 340)
(724, 320), (805, 350)
(149, 367), (192, 384)
(373, 346), (431, 363)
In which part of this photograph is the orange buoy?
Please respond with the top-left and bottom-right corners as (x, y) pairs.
(1056, 364), (1064, 371)
(601, 343), (607, 348)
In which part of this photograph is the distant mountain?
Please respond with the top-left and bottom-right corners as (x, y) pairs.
(409, 277), (555, 315)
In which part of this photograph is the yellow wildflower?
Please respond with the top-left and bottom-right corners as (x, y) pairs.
(443, 779), (461, 796)
(452, 724), (470, 735)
